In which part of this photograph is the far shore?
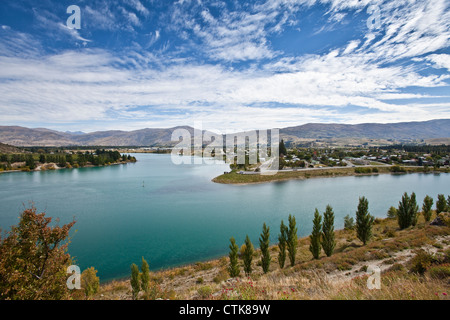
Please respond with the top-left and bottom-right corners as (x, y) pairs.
(212, 165), (450, 185)
(0, 160), (135, 175)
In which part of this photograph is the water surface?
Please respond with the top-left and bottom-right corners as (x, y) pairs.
(0, 153), (448, 281)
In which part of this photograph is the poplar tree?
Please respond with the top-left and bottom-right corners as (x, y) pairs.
(140, 257), (150, 294)
(397, 192), (419, 229)
(287, 214), (298, 267)
(243, 235), (254, 276)
(130, 263), (140, 300)
(321, 205), (336, 257)
(309, 209), (322, 259)
(228, 237), (240, 277)
(356, 197), (375, 245)
(436, 194), (447, 213)
(259, 223), (271, 274)
(422, 195), (434, 222)
(278, 220), (288, 269)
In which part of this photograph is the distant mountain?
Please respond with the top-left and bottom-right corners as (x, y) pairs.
(280, 119), (450, 141)
(0, 119), (449, 147)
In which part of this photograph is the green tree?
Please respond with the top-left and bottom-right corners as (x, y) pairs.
(355, 197), (374, 245)
(228, 237), (240, 277)
(25, 154), (36, 170)
(321, 205), (336, 257)
(0, 207), (76, 300)
(436, 194), (447, 213)
(387, 206), (397, 219)
(140, 257), (150, 294)
(243, 235), (254, 276)
(287, 214), (298, 267)
(343, 214), (355, 230)
(81, 267), (100, 298)
(277, 220), (288, 269)
(422, 195), (434, 222)
(309, 209), (322, 259)
(279, 139), (287, 156)
(130, 263), (140, 300)
(259, 223), (271, 274)
(397, 192), (419, 229)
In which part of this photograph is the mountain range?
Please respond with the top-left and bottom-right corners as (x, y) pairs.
(0, 119), (449, 147)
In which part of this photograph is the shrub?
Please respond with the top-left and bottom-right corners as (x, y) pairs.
(196, 277), (204, 284)
(81, 267), (100, 298)
(0, 207), (76, 300)
(197, 286), (213, 299)
(409, 249), (436, 275)
(428, 264), (450, 279)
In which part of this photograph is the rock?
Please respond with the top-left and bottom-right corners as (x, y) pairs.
(430, 212), (450, 227)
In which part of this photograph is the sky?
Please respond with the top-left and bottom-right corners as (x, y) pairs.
(0, 0), (449, 133)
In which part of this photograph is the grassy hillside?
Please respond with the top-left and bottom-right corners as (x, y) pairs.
(92, 213), (450, 300)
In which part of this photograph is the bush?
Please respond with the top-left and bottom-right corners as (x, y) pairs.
(81, 267), (100, 298)
(197, 286), (213, 299)
(355, 167), (372, 174)
(409, 249), (436, 275)
(390, 165), (406, 173)
(428, 264), (450, 279)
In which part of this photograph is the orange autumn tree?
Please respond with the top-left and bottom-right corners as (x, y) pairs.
(0, 206), (76, 300)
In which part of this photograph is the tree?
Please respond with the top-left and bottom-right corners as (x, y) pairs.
(355, 197), (374, 245)
(259, 223), (271, 274)
(277, 220), (288, 269)
(25, 154), (36, 170)
(422, 195), (434, 222)
(436, 194), (447, 213)
(387, 206), (397, 219)
(309, 209), (322, 259)
(343, 214), (355, 230)
(397, 192), (419, 229)
(130, 263), (140, 300)
(228, 237), (240, 277)
(140, 257), (150, 294)
(279, 139), (287, 156)
(243, 235), (254, 276)
(0, 207), (76, 300)
(287, 214), (298, 267)
(81, 267), (100, 298)
(321, 205), (336, 257)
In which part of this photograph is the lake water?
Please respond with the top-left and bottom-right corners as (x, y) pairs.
(0, 153), (448, 281)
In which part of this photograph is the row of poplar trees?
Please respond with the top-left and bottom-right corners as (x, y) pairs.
(228, 196), (377, 276)
(228, 215), (298, 277)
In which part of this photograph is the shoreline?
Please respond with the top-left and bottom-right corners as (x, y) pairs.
(212, 165), (450, 185)
(0, 160), (136, 175)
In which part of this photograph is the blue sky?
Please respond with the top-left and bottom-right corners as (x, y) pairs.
(0, 0), (449, 132)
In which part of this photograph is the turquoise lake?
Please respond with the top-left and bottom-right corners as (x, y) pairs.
(0, 153), (449, 282)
